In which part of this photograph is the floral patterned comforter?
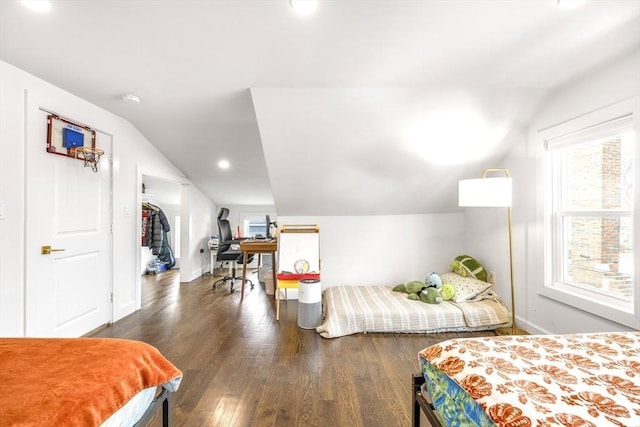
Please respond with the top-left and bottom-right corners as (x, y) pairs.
(418, 332), (640, 427)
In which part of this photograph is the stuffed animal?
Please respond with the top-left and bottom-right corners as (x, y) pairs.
(392, 283), (406, 293)
(425, 272), (442, 290)
(420, 287), (442, 304)
(406, 280), (426, 294)
(393, 280), (427, 301)
(393, 280), (449, 304)
(407, 293), (420, 301)
(440, 283), (456, 301)
(450, 255), (488, 282)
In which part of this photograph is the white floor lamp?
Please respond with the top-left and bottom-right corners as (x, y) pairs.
(458, 168), (527, 336)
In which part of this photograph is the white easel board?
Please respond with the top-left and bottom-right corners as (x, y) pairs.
(277, 225), (320, 275)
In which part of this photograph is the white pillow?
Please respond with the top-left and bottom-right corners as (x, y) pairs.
(440, 272), (492, 303)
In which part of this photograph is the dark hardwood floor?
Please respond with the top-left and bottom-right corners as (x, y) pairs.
(91, 269), (494, 426)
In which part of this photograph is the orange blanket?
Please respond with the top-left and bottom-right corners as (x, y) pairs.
(0, 338), (182, 426)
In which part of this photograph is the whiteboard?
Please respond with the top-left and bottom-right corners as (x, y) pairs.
(278, 227), (320, 274)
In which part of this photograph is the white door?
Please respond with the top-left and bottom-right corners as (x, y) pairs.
(25, 102), (111, 337)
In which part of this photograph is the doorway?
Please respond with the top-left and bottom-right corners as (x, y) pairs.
(135, 170), (191, 307)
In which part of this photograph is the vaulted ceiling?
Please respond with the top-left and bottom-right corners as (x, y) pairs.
(1, 0), (639, 215)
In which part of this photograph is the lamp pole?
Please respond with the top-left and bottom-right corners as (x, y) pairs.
(506, 202), (516, 335)
(481, 168), (519, 336)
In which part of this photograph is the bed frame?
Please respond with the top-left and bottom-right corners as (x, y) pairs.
(411, 373), (442, 427)
(133, 385), (173, 427)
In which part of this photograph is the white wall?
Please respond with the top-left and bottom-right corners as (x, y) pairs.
(514, 50), (640, 334)
(186, 185), (218, 281)
(0, 61), (27, 335)
(277, 213), (465, 296)
(0, 60), (217, 336)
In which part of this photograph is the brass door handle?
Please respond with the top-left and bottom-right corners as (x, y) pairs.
(41, 245), (65, 255)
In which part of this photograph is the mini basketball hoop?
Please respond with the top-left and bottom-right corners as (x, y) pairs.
(70, 146), (105, 173)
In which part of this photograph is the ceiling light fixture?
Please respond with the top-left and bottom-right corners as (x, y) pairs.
(22, 0), (51, 13)
(556, 0), (587, 9)
(122, 94), (141, 104)
(290, 0), (318, 16)
(218, 159), (230, 170)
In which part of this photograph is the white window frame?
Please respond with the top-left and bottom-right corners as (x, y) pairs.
(239, 211), (276, 238)
(539, 97), (640, 329)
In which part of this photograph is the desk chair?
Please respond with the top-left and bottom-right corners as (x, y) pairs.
(212, 208), (254, 293)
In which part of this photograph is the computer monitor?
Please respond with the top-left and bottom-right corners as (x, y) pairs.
(265, 215), (271, 238)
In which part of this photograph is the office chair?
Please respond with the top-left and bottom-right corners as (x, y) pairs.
(212, 208), (254, 293)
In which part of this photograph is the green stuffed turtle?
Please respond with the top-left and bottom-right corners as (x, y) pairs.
(393, 281), (444, 304)
(420, 287), (442, 304)
(450, 255), (487, 282)
(406, 280), (425, 294)
(392, 283), (406, 293)
(393, 280), (427, 301)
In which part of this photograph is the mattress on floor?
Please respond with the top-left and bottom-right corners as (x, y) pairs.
(316, 285), (510, 338)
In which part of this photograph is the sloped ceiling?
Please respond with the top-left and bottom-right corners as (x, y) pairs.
(252, 88), (540, 215)
(1, 1), (639, 215)
(252, 87), (544, 215)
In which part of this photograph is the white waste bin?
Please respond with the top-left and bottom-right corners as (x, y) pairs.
(265, 270), (275, 295)
(298, 279), (322, 329)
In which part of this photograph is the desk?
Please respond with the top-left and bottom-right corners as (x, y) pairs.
(239, 239), (277, 300)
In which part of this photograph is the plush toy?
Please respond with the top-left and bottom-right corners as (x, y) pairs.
(450, 255), (488, 282)
(420, 287), (442, 304)
(440, 283), (456, 301)
(392, 283), (406, 293)
(393, 281), (427, 301)
(425, 272), (442, 290)
(406, 280), (426, 294)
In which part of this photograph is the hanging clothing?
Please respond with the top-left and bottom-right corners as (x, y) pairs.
(142, 202), (175, 269)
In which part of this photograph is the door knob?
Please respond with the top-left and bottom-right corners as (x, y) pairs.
(41, 245), (65, 255)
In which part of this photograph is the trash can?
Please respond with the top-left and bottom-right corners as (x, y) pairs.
(298, 278), (322, 329)
(265, 270), (275, 295)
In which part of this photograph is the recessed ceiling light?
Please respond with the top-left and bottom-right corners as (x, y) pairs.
(556, 0), (587, 9)
(122, 94), (141, 104)
(218, 159), (230, 170)
(290, 0), (318, 16)
(22, 0), (51, 13)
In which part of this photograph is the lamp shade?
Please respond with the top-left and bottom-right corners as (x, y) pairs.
(458, 177), (512, 207)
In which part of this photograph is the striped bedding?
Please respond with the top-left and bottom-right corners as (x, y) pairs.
(316, 285), (510, 338)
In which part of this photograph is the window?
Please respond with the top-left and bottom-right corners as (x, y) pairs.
(245, 217), (267, 237)
(541, 98), (639, 328)
(240, 213), (274, 238)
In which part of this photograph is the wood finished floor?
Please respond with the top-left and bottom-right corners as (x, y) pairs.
(91, 269), (494, 426)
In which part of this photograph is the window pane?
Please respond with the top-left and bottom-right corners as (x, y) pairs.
(244, 217), (267, 237)
(562, 216), (633, 300)
(563, 132), (634, 210)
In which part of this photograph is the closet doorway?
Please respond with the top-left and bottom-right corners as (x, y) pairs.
(136, 171), (191, 308)
(141, 175), (182, 272)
